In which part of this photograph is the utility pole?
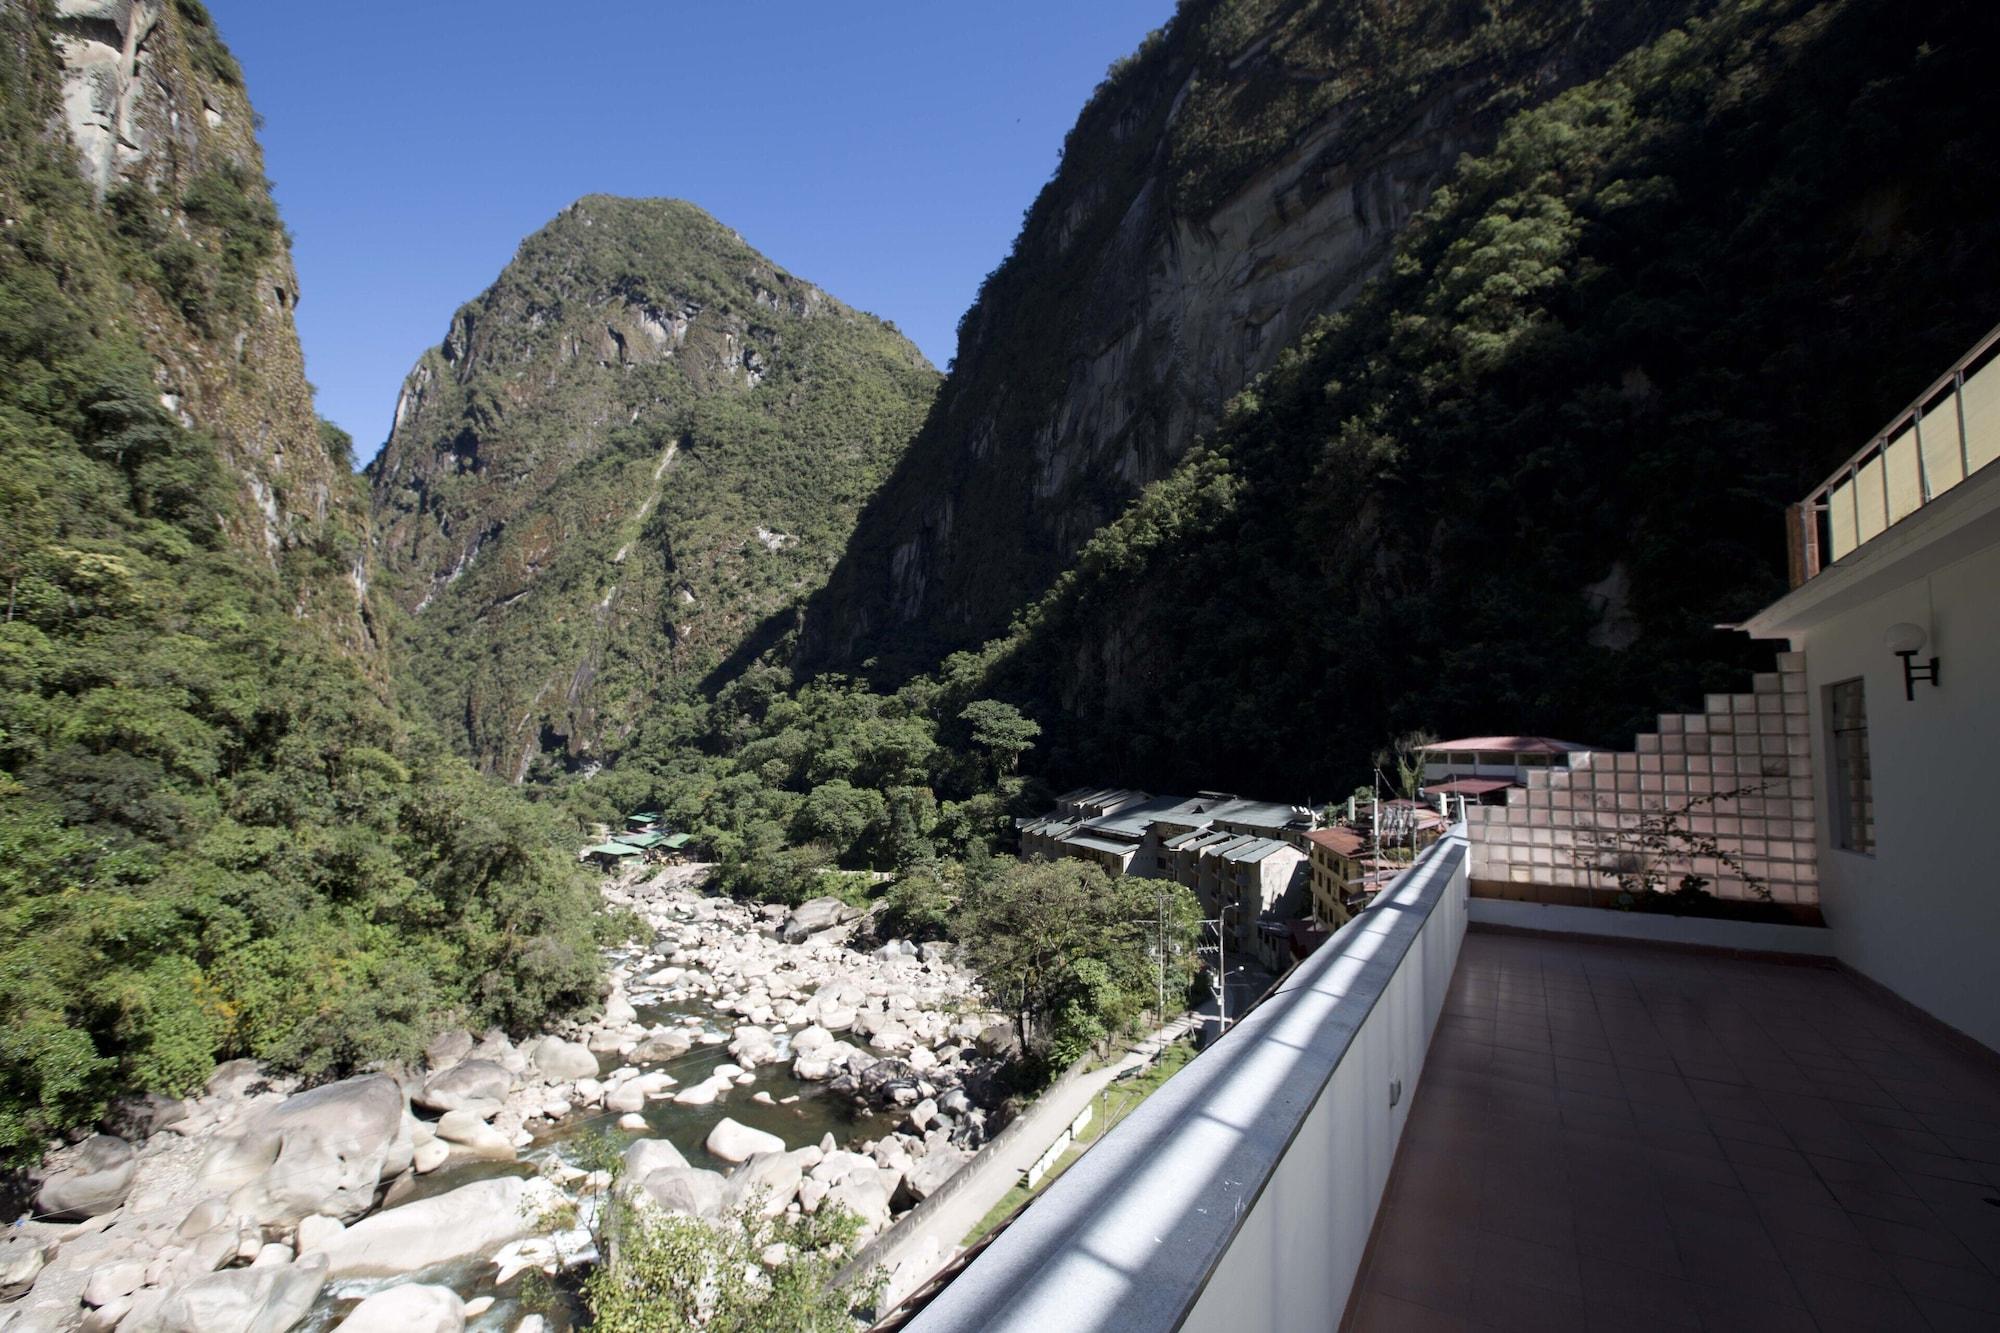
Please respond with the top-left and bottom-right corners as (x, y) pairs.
(1156, 891), (1167, 1022)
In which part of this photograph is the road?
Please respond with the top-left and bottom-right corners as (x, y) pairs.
(869, 1013), (1198, 1298)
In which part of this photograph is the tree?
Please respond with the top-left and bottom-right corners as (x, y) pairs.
(1374, 729), (1438, 804)
(957, 699), (1039, 777)
(955, 859), (1199, 1071)
(793, 780), (886, 864)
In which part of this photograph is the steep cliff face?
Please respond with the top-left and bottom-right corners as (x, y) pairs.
(368, 198), (938, 779)
(959, 0), (2000, 798)
(803, 0), (1699, 678)
(31, 0), (375, 650)
(0, 1), (600, 1154)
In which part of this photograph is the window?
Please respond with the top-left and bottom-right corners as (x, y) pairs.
(1827, 678), (1874, 854)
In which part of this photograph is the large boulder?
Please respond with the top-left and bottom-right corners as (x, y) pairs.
(530, 1037), (599, 1083)
(904, 1146), (972, 1201)
(631, 1030), (693, 1063)
(823, 1171), (894, 1237)
(338, 1283), (465, 1332)
(303, 1177), (560, 1279)
(704, 1118), (784, 1164)
(434, 1109), (513, 1156)
(126, 1252), (328, 1333)
(36, 1134), (136, 1219)
(414, 1059), (514, 1115)
(622, 1138), (688, 1180)
(722, 1152), (804, 1218)
(195, 1076), (414, 1226)
(977, 1021), (1021, 1059)
(779, 897), (853, 943)
(624, 1166), (725, 1219)
(0, 1236), (47, 1299)
(424, 1029), (474, 1072)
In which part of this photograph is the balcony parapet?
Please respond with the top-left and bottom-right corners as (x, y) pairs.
(908, 829), (1470, 1333)
(1791, 322), (2000, 585)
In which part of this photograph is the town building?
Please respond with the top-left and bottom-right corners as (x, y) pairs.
(1019, 788), (1314, 881)
(1416, 735), (1596, 803)
(1021, 788), (1316, 970)
(1302, 826), (1365, 927)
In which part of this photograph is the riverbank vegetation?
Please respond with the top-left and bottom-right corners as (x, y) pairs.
(0, 9), (600, 1163)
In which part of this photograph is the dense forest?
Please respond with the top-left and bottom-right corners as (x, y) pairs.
(831, 0), (2000, 800)
(0, 0), (599, 1161)
(803, 0), (1709, 680)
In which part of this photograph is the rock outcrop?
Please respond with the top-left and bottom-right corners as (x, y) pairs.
(302, 1177), (562, 1279)
(194, 1075), (415, 1227)
(800, 0), (1699, 680)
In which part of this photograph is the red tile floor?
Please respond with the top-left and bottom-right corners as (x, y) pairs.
(1346, 930), (2000, 1332)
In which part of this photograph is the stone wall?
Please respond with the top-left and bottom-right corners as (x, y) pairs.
(1466, 653), (1819, 910)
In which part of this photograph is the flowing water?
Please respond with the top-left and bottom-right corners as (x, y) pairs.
(302, 943), (899, 1328)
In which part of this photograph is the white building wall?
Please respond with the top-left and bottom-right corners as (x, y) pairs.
(1794, 538), (2000, 1052)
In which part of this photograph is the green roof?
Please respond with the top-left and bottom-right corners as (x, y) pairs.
(661, 832), (692, 849)
(615, 831), (665, 848)
(584, 842), (642, 858)
(627, 812), (661, 823)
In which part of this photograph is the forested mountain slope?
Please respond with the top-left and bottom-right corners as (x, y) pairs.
(957, 0), (2000, 797)
(368, 199), (938, 780)
(802, 0), (1706, 679)
(0, 0), (597, 1158)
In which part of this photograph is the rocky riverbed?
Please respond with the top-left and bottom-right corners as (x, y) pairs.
(0, 866), (1011, 1331)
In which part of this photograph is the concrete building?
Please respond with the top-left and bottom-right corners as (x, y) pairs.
(1303, 825), (1365, 927)
(1019, 788), (1314, 882)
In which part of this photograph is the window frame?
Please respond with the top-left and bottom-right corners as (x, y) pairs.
(1825, 676), (1875, 856)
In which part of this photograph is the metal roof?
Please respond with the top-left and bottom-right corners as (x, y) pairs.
(1420, 736), (1595, 754)
(1063, 834), (1139, 857)
(584, 842), (641, 857)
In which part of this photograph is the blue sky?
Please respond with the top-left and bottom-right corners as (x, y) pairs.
(203, 1), (1177, 465)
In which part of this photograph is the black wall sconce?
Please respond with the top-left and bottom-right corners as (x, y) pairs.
(1885, 622), (1940, 701)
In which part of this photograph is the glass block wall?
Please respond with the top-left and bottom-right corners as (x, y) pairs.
(1465, 653), (1818, 906)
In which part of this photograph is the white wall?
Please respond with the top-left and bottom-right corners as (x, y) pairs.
(1182, 841), (1467, 1333)
(1799, 538), (2000, 1052)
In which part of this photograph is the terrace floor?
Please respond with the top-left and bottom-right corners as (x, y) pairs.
(1346, 930), (2000, 1332)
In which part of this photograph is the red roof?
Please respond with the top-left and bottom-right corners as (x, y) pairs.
(1306, 826), (1367, 857)
(1422, 777), (1517, 796)
(1420, 736), (1595, 754)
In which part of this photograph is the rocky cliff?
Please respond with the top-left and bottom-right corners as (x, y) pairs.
(802, 0), (1700, 678)
(27, 0), (377, 651)
(368, 198), (938, 779)
(0, 0), (601, 1162)
(956, 0), (2000, 797)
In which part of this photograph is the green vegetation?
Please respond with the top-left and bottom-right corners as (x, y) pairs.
(933, 0), (2000, 797)
(553, 665), (1194, 1077)
(369, 196), (939, 779)
(0, 4), (599, 1162)
(586, 1200), (868, 1331)
(806, 0), (1704, 680)
(963, 1037), (1198, 1246)
(957, 860), (1201, 1072)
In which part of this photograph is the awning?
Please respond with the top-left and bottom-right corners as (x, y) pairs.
(661, 833), (692, 849)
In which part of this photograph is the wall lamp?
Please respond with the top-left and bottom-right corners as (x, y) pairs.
(1885, 622), (1940, 701)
